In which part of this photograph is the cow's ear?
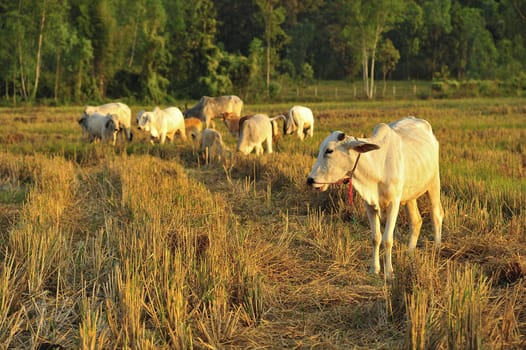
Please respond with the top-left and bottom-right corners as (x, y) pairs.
(344, 139), (380, 153)
(354, 142), (380, 153)
(337, 132), (346, 141)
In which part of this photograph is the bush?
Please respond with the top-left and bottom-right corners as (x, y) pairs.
(478, 80), (499, 96)
(268, 81), (282, 99)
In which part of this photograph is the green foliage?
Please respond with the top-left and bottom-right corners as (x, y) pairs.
(285, 20), (316, 77)
(378, 39), (400, 79)
(139, 0), (171, 103)
(431, 78), (525, 98)
(198, 48), (234, 96)
(0, 0), (525, 104)
(246, 38), (266, 100)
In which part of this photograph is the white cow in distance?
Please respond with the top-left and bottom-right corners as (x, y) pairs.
(236, 114), (281, 155)
(307, 117), (444, 279)
(199, 128), (226, 164)
(282, 105), (314, 140)
(78, 112), (120, 145)
(137, 107), (186, 144)
(84, 102), (133, 141)
(184, 95), (243, 128)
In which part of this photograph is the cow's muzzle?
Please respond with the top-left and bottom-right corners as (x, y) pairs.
(306, 177), (329, 191)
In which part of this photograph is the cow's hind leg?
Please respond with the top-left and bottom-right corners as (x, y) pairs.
(427, 178), (444, 247)
(265, 135), (273, 154)
(365, 204), (382, 275)
(383, 200), (401, 279)
(406, 199), (422, 253)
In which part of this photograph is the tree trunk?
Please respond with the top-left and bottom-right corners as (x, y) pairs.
(266, 37), (270, 97)
(362, 45), (369, 97)
(383, 69), (387, 96)
(75, 61), (83, 101)
(17, 0), (28, 101)
(32, 4), (46, 101)
(12, 73), (17, 106)
(17, 44), (28, 101)
(54, 49), (60, 102)
(369, 47), (376, 99)
(128, 7), (140, 67)
(265, 5), (272, 98)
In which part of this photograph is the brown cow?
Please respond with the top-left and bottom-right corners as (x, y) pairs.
(222, 112), (254, 137)
(184, 117), (204, 141)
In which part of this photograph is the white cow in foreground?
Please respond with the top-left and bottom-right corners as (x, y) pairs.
(137, 107), (186, 144)
(236, 114), (281, 155)
(283, 105), (314, 140)
(307, 117), (444, 279)
(84, 102), (133, 141)
(78, 112), (120, 145)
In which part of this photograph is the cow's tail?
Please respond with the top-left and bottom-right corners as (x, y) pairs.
(291, 110), (300, 129)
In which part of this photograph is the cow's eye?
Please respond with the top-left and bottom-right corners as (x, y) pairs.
(325, 149), (334, 155)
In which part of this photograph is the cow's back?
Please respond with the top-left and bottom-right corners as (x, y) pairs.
(161, 107), (185, 130)
(379, 117), (440, 200)
(290, 105), (313, 124)
(237, 114), (271, 153)
(241, 114), (270, 139)
(87, 102), (131, 127)
(209, 95), (243, 115)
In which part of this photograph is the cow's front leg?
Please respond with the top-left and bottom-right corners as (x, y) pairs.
(383, 200), (401, 279)
(365, 203), (382, 274)
(160, 133), (167, 145)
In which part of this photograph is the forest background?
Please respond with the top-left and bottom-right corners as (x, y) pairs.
(1, 0), (525, 105)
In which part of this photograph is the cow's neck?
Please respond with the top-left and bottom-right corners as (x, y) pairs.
(349, 151), (382, 207)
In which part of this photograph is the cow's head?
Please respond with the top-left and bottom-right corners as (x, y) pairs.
(78, 115), (88, 132)
(104, 115), (120, 142)
(106, 114), (120, 131)
(136, 110), (145, 126)
(105, 120), (115, 134)
(220, 112), (234, 121)
(137, 111), (152, 132)
(307, 131), (379, 191)
(270, 115), (285, 139)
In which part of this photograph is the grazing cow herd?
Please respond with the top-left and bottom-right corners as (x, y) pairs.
(79, 95), (444, 278)
(78, 96), (312, 158)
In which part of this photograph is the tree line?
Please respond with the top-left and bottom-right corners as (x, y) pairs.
(0, 0), (525, 104)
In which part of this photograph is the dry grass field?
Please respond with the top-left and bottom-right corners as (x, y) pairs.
(0, 98), (524, 349)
